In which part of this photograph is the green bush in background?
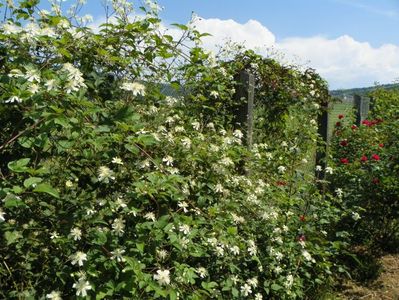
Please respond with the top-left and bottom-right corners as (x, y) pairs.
(329, 88), (399, 281)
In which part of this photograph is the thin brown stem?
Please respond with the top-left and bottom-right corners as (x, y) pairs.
(0, 118), (44, 151)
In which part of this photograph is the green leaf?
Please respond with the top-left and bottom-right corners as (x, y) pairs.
(136, 134), (157, 146)
(12, 185), (24, 194)
(227, 227), (237, 235)
(18, 136), (34, 148)
(95, 125), (111, 133)
(96, 292), (109, 300)
(4, 194), (26, 208)
(24, 177), (43, 188)
(271, 283), (282, 291)
(57, 140), (74, 150)
(124, 144), (140, 155)
(58, 47), (72, 58)
(54, 116), (71, 128)
(136, 243), (145, 253)
(201, 281), (218, 291)
(92, 231), (108, 245)
(33, 183), (60, 198)
(31, 166), (50, 176)
(8, 158), (30, 173)
(169, 290), (178, 300)
(4, 231), (22, 245)
(171, 23), (189, 31)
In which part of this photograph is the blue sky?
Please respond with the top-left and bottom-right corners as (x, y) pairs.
(156, 0), (399, 48)
(53, 0), (399, 89)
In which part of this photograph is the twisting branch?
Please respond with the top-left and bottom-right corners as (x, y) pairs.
(0, 118), (44, 151)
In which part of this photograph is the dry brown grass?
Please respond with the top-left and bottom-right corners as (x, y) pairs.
(338, 254), (399, 300)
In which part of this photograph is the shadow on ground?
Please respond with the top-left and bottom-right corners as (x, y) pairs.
(338, 254), (399, 300)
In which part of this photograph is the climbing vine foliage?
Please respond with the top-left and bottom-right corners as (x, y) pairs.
(0, 0), (347, 299)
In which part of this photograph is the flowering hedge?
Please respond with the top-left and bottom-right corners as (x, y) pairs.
(329, 89), (399, 251)
(0, 0), (348, 299)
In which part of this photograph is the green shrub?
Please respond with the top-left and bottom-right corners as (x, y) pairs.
(0, 1), (347, 299)
(329, 89), (399, 251)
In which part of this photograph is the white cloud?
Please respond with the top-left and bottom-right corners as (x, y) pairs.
(278, 35), (399, 88)
(193, 17), (275, 51)
(90, 14), (399, 89)
(189, 17), (399, 89)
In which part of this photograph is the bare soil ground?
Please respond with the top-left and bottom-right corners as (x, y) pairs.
(338, 254), (399, 300)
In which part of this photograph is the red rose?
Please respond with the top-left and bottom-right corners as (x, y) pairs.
(298, 235), (306, 242)
(360, 155), (368, 162)
(371, 154), (380, 161)
(361, 119), (382, 127)
(372, 178), (380, 184)
(340, 158), (349, 164)
(379, 143), (384, 148)
(300, 215), (306, 222)
(340, 140), (348, 147)
(338, 114), (344, 119)
(351, 125), (358, 130)
(362, 120), (372, 127)
(336, 122), (341, 127)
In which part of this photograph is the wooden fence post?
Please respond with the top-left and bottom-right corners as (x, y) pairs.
(315, 100), (329, 182)
(234, 71), (254, 148)
(354, 94), (370, 126)
(354, 94), (362, 126)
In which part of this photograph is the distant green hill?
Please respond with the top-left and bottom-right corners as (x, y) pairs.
(330, 83), (399, 100)
(160, 81), (399, 102)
